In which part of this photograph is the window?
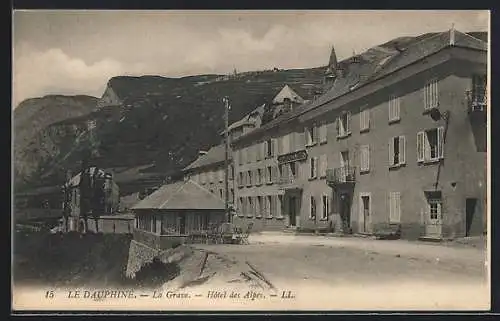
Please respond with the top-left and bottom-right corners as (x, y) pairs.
(389, 192), (401, 223)
(247, 197), (253, 217)
(360, 110), (370, 132)
(265, 139), (273, 158)
(337, 112), (351, 137)
(388, 96), (400, 122)
(200, 172), (206, 185)
(471, 75), (487, 107)
(230, 189), (234, 203)
(310, 196), (317, 219)
(309, 157), (318, 179)
(266, 195), (273, 218)
(319, 124), (328, 144)
(210, 189), (214, 194)
(209, 171), (214, 183)
(238, 172), (244, 188)
(321, 195), (329, 220)
(424, 79), (439, 110)
(360, 145), (370, 173)
(305, 126), (318, 146)
(247, 170), (252, 186)
(219, 189), (223, 199)
(218, 169), (224, 182)
(290, 162), (298, 178)
(276, 195), (283, 218)
(319, 154), (327, 178)
(266, 166), (273, 184)
(417, 127), (444, 163)
(256, 196), (262, 218)
(389, 136), (406, 167)
(428, 198), (442, 220)
(229, 165), (234, 180)
(257, 168), (263, 185)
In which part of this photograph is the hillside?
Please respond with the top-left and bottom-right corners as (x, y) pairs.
(17, 67), (326, 190)
(14, 95), (99, 189)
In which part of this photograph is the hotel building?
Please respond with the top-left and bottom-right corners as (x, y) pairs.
(231, 29), (487, 240)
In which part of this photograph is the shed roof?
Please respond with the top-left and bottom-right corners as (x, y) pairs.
(131, 179), (225, 211)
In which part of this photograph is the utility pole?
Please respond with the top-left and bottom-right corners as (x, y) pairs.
(223, 96), (231, 223)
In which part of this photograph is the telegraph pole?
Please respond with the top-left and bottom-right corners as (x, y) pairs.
(223, 96), (231, 223)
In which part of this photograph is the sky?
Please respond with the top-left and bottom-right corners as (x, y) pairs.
(12, 10), (489, 108)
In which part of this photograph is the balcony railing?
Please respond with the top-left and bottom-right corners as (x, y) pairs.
(133, 228), (187, 250)
(466, 92), (487, 113)
(326, 167), (356, 186)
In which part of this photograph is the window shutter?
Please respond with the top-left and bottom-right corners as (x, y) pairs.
(346, 112), (351, 133)
(395, 192), (401, 223)
(322, 124), (328, 142)
(313, 126), (319, 143)
(320, 154), (327, 177)
(437, 126), (444, 159)
(256, 143), (261, 161)
(389, 139), (394, 166)
(360, 111), (365, 130)
(296, 131), (305, 149)
(271, 138), (276, 156)
(336, 117), (340, 136)
(389, 193), (394, 222)
(314, 157), (319, 178)
(395, 98), (400, 120)
(423, 85), (428, 110)
(305, 127), (310, 145)
(417, 131), (425, 162)
(399, 136), (406, 164)
(263, 141), (268, 158)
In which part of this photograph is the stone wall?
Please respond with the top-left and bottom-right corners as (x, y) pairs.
(125, 240), (159, 279)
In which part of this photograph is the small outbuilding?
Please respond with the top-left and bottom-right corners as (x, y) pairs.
(131, 179), (227, 250)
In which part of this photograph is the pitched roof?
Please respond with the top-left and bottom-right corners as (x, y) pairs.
(272, 85), (305, 104)
(65, 167), (109, 187)
(226, 104), (266, 132)
(131, 179), (225, 211)
(183, 144), (230, 172)
(232, 29), (487, 143)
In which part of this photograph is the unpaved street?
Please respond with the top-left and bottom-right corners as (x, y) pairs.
(193, 233), (489, 310)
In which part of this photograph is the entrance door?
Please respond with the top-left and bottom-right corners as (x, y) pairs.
(466, 198), (477, 237)
(179, 215), (186, 234)
(289, 196), (297, 227)
(425, 198), (442, 238)
(340, 193), (351, 232)
(360, 194), (371, 233)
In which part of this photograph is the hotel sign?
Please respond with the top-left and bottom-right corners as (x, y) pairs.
(278, 150), (308, 164)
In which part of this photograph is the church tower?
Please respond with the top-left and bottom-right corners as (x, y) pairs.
(323, 45), (339, 92)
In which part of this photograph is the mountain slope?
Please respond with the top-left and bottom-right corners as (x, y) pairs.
(14, 95), (99, 189)
(16, 68), (326, 191)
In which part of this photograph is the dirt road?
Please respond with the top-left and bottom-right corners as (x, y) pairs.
(193, 233), (489, 310)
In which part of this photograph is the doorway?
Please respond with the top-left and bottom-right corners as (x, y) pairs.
(179, 215), (186, 234)
(425, 196), (442, 238)
(360, 193), (371, 233)
(466, 198), (477, 237)
(288, 196), (297, 227)
(340, 193), (351, 233)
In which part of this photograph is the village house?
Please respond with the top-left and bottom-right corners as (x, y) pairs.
(183, 144), (235, 206)
(62, 167), (122, 232)
(230, 28), (487, 240)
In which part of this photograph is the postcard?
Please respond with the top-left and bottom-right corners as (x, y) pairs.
(12, 9), (490, 312)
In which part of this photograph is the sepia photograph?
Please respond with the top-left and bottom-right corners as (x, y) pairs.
(12, 9), (490, 311)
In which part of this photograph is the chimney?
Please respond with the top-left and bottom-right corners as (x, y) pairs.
(450, 24), (456, 46)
